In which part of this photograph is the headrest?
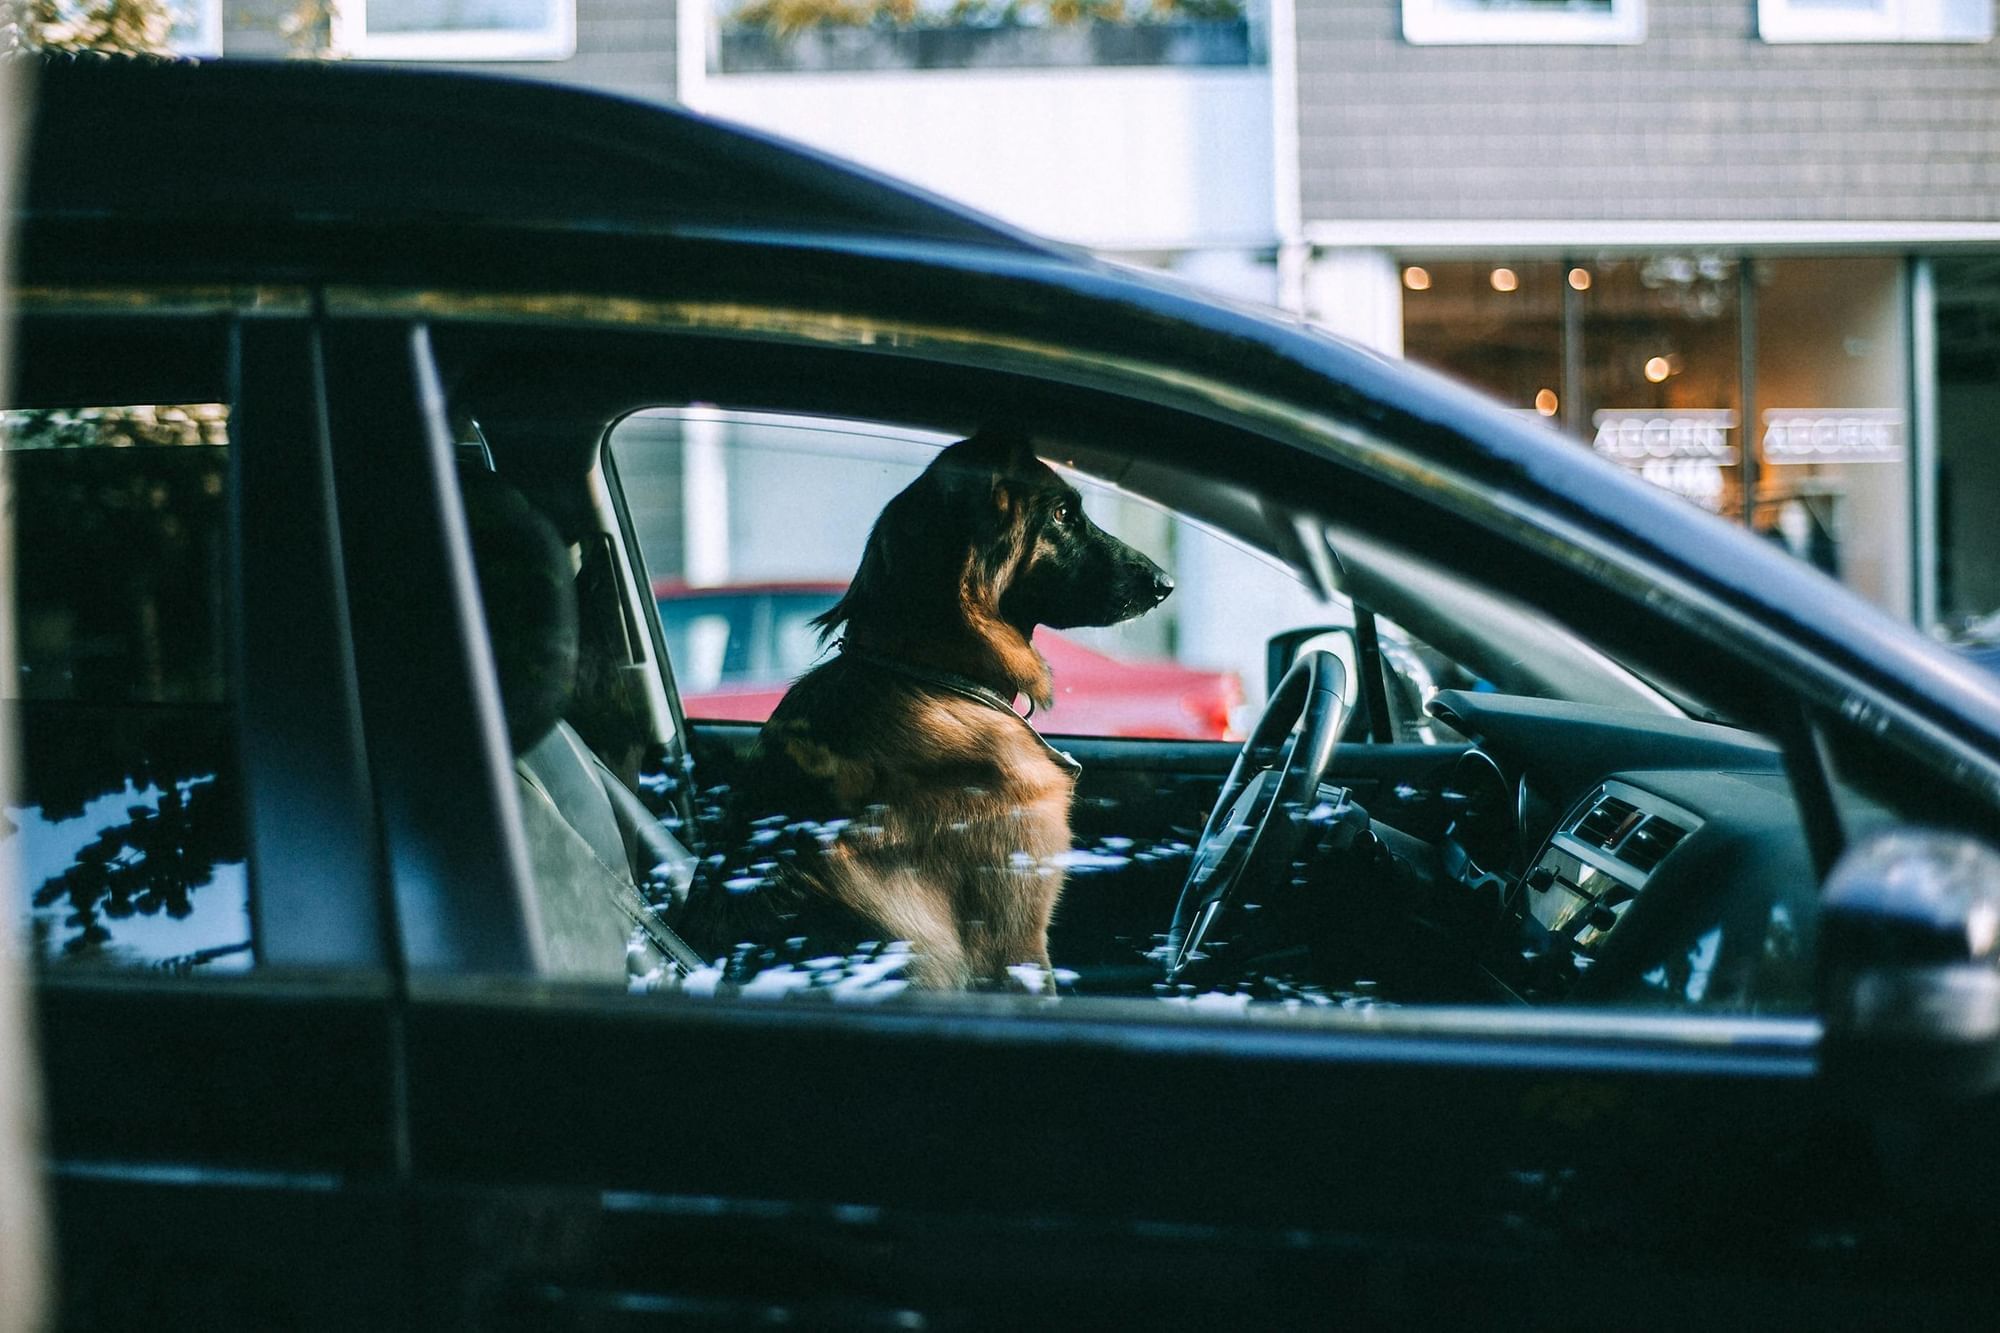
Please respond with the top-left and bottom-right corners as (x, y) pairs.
(460, 467), (578, 756)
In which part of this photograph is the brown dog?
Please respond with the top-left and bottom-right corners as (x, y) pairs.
(681, 428), (1173, 990)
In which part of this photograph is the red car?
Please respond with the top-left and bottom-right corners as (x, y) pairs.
(656, 580), (1242, 739)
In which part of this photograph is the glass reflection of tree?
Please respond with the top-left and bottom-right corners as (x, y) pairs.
(30, 766), (244, 959)
(4, 408), (247, 963)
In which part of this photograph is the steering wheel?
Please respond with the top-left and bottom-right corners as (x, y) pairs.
(1164, 650), (1348, 983)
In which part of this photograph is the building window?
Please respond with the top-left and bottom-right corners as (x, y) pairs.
(168, 0), (223, 56)
(1401, 0), (1646, 45)
(333, 0), (577, 61)
(1757, 0), (1993, 42)
(710, 1), (1258, 75)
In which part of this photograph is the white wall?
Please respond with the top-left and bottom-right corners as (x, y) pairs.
(1305, 248), (1404, 355)
(695, 67), (1276, 252)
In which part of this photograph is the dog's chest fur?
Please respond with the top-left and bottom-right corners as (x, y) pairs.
(734, 660), (1077, 989)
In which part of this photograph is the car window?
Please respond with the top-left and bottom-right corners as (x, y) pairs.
(608, 408), (1475, 741)
(495, 398), (1805, 1014)
(1, 405), (253, 972)
(409, 307), (1871, 1023)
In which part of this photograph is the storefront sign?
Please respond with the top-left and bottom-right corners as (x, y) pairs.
(1761, 410), (1904, 465)
(1590, 410), (1738, 511)
(1590, 410), (1740, 463)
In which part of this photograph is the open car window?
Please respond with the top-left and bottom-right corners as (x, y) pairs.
(609, 408), (1499, 743)
(442, 372), (1831, 1016)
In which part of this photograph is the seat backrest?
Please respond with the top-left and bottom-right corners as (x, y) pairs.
(461, 468), (701, 982)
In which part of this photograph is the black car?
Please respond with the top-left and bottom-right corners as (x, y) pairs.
(9, 56), (2000, 1329)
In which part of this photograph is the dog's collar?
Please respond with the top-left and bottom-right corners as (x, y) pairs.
(838, 647), (1082, 778)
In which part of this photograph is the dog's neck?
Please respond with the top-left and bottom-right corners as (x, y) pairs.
(843, 617), (1052, 712)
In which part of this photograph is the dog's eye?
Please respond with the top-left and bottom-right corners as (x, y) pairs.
(1054, 500), (1076, 524)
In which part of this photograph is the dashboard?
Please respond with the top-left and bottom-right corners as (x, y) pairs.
(1422, 690), (1818, 1011)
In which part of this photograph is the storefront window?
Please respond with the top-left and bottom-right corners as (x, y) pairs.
(1401, 252), (1914, 620)
(1401, 261), (1566, 419)
(1579, 255), (1744, 517)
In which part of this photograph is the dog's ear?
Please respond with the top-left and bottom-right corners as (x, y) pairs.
(811, 447), (991, 644)
(937, 426), (1045, 527)
(938, 426), (1037, 481)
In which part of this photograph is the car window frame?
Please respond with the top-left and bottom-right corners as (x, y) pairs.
(6, 296), (406, 1228)
(603, 405), (1304, 742)
(6, 294), (390, 980)
(319, 272), (1988, 1045)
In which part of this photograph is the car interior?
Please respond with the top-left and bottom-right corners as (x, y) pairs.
(7, 307), (1971, 1019)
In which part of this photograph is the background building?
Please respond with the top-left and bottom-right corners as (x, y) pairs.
(216, 0), (2000, 657)
(1292, 0), (2000, 633)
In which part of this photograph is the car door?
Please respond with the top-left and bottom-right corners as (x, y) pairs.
(7, 301), (408, 1328)
(325, 300), (2000, 1329)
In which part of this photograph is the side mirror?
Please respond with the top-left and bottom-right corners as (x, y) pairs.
(1819, 830), (2000, 1099)
(1267, 627), (1357, 704)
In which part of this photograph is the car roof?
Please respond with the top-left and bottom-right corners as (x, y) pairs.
(20, 55), (1059, 256)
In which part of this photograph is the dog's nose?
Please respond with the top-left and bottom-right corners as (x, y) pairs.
(1151, 569), (1175, 600)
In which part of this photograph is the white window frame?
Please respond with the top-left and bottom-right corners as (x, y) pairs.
(1402, 0), (1646, 46)
(331, 0), (578, 62)
(1757, 0), (1994, 42)
(167, 0), (224, 57)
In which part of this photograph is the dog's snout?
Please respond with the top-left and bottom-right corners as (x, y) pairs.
(1151, 568), (1175, 600)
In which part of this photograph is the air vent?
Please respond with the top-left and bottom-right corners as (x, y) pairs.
(1572, 794), (1640, 849)
(1618, 816), (1688, 873)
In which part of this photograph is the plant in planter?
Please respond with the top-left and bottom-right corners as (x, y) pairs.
(717, 0), (1254, 72)
(729, 0), (1245, 34)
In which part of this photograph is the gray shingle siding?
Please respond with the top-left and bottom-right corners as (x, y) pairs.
(224, 0), (677, 105)
(1295, 0), (2000, 223)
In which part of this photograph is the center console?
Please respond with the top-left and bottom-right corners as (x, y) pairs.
(1506, 780), (1703, 994)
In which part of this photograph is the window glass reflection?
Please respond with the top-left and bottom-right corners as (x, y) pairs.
(2, 406), (253, 971)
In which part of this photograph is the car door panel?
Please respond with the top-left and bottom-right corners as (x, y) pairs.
(396, 987), (1982, 1325)
(37, 979), (407, 1329)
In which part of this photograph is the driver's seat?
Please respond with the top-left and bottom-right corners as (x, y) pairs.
(460, 467), (704, 985)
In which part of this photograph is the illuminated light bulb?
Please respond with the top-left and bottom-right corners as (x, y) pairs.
(1535, 389), (1559, 416)
(1490, 267), (1519, 293)
(1644, 356), (1672, 383)
(1402, 266), (1432, 291)
(1568, 267), (1592, 291)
